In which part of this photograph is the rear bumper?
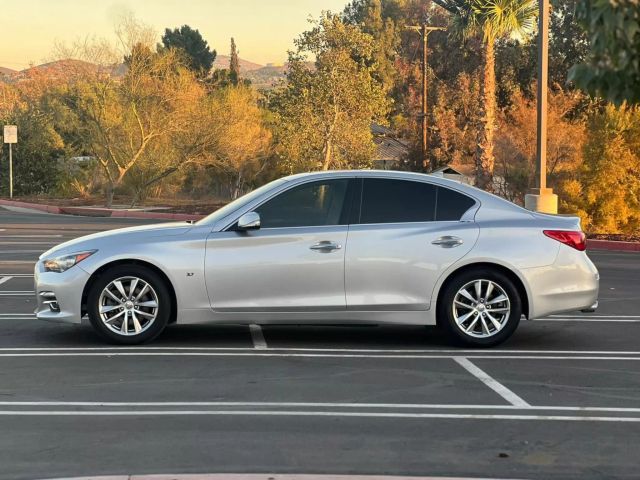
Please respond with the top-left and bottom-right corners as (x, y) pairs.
(523, 247), (599, 319)
(34, 262), (88, 324)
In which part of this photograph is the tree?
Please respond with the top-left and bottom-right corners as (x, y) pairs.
(61, 41), (206, 206)
(229, 37), (240, 86)
(433, 0), (537, 190)
(494, 87), (586, 202)
(130, 85), (271, 202)
(568, 0), (640, 105)
(559, 104), (640, 233)
(0, 106), (64, 196)
(160, 25), (216, 76)
(269, 13), (390, 172)
(343, 0), (402, 94)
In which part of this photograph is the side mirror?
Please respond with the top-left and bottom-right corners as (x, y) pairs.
(237, 211), (261, 231)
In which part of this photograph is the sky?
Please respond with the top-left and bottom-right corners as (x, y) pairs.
(0, 0), (350, 70)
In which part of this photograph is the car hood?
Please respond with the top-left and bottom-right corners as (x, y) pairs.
(39, 222), (193, 259)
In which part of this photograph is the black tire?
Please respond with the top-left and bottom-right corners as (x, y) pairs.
(437, 268), (522, 347)
(87, 264), (171, 345)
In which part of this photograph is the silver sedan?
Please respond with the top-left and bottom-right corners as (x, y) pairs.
(35, 170), (599, 346)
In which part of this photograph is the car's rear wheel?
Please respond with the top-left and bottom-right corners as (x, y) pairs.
(438, 268), (522, 347)
(87, 265), (171, 344)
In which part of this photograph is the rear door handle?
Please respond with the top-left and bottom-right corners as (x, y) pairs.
(310, 241), (342, 252)
(431, 236), (463, 248)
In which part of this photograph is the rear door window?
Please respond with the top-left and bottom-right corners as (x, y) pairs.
(359, 178), (437, 224)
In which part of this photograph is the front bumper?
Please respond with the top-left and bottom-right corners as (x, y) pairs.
(34, 261), (90, 324)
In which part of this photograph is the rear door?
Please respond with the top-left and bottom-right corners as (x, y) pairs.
(345, 178), (480, 311)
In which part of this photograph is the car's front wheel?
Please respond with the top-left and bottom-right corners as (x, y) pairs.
(87, 265), (171, 344)
(438, 268), (522, 347)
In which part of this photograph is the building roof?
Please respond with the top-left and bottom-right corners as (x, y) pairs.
(371, 123), (409, 162)
(432, 163), (475, 178)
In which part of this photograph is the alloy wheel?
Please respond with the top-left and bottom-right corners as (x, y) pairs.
(98, 276), (159, 336)
(452, 279), (511, 338)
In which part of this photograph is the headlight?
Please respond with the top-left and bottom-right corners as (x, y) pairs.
(43, 250), (96, 273)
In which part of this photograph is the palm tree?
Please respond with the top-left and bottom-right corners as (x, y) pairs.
(433, 0), (537, 191)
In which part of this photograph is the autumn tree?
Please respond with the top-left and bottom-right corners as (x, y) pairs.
(130, 85), (271, 202)
(559, 104), (640, 233)
(269, 13), (390, 172)
(64, 47), (205, 206)
(433, 0), (537, 190)
(494, 88), (587, 202)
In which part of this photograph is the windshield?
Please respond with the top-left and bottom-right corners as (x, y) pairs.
(195, 178), (288, 226)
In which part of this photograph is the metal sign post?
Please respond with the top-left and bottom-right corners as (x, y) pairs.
(3, 125), (17, 199)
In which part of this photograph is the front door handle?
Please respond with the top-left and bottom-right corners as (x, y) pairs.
(431, 235), (463, 248)
(310, 240), (342, 252)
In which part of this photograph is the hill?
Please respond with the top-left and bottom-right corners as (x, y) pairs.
(245, 64), (287, 89)
(0, 66), (17, 76)
(213, 55), (263, 72)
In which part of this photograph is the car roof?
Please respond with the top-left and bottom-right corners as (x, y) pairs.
(281, 170), (532, 217)
(282, 169), (474, 195)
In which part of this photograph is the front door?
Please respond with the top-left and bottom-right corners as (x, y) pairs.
(345, 178), (480, 311)
(205, 178), (352, 311)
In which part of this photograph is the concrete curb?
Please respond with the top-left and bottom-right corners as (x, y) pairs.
(586, 239), (640, 252)
(0, 199), (205, 221)
(109, 210), (206, 221)
(0, 199), (61, 214)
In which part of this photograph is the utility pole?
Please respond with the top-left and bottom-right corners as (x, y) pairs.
(406, 23), (445, 172)
(524, 0), (557, 213)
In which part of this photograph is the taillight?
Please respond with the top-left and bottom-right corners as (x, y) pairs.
(543, 230), (586, 251)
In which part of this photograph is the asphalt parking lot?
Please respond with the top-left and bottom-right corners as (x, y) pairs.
(0, 206), (639, 480)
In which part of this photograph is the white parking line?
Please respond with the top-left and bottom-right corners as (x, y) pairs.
(0, 276), (12, 286)
(43, 475), (527, 480)
(0, 401), (639, 413)
(249, 324), (268, 349)
(453, 357), (530, 407)
(0, 343), (638, 354)
(0, 352), (637, 360)
(0, 409), (637, 422)
(0, 346), (638, 355)
(549, 314), (640, 319)
(539, 318), (640, 323)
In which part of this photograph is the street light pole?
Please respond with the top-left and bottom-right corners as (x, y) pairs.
(536, 0), (549, 191)
(525, 0), (558, 213)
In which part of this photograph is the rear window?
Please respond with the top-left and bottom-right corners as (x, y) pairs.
(436, 187), (476, 221)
